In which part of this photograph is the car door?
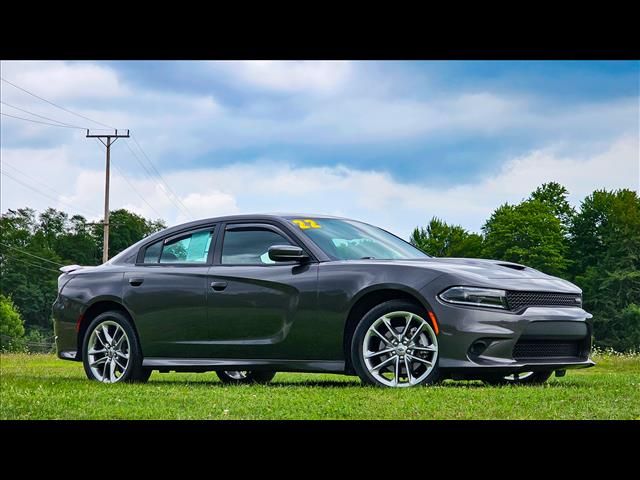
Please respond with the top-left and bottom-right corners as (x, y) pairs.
(122, 225), (217, 358)
(206, 222), (319, 359)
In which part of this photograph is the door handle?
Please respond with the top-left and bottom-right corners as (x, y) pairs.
(128, 278), (144, 287)
(210, 281), (228, 291)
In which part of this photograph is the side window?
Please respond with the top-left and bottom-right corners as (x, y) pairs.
(160, 230), (213, 264)
(141, 229), (214, 264)
(221, 227), (293, 265)
(143, 240), (162, 263)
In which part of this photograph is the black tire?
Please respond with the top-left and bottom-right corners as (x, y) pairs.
(350, 299), (441, 387)
(82, 310), (149, 383)
(482, 370), (553, 386)
(215, 370), (276, 384)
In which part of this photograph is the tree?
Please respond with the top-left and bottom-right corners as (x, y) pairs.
(411, 217), (483, 258)
(530, 182), (575, 232)
(482, 199), (568, 276)
(0, 207), (166, 335)
(0, 294), (25, 350)
(569, 189), (640, 351)
(92, 209), (166, 259)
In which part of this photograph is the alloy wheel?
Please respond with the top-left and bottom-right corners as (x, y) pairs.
(87, 320), (130, 383)
(362, 311), (438, 387)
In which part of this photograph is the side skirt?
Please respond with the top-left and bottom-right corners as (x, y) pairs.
(142, 357), (346, 374)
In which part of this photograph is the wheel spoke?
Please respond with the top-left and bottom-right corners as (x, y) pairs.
(365, 347), (395, 359)
(94, 333), (106, 348)
(115, 350), (129, 360)
(114, 358), (126, 371)
(88, 348), (106, 355)
(102, 359), (110, 381)
(404, 356), (413, 384)
(109, 359), (117, 382)
(400, 313), (413, 340)
(393, 356), (400, 386)
(370, 327), (394, 347)
(371, 355), (397, 372)
(407, 320), (426, 344)
(406, 353), (432, 367)
(381, 316), (400, 341)
(102, 325), (113, 345)
(410, 345), (437, 353)
(90, 357), (108, 367)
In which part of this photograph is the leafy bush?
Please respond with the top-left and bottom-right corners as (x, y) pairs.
(0, 294), (25, 352)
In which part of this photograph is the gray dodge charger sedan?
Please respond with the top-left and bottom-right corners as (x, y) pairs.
(53, 214), (594, 387)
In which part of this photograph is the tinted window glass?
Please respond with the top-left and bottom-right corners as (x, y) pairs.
(158, 230), (214, 264)
(143, 240), (163, 263)
(222, 228), (293, 265)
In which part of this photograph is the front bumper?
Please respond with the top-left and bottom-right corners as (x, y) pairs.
(427, 290), (594, 377)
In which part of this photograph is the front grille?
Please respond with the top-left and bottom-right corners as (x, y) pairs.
(506, 291), (581, 311)
(513, 341), (581, 359)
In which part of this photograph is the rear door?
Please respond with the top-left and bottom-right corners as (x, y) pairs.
(206, 222), (319, 359)
(122, 225), (217, 358)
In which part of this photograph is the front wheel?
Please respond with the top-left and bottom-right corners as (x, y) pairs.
(482, 371), (553, 386)
(351, 300), (440, 388)
(82, 311), (149, 384)
(216, 370), (276, 384)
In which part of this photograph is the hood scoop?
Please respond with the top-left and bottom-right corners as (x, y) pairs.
(497, 263), (526, 271)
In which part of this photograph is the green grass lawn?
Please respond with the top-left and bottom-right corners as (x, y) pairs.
(1, 353), (638, 420)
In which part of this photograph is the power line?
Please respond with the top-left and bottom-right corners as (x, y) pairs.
(122, 139), (192, 219)
(111, 162), (164, 219)
(0, 112), (86, 130)
(129, 135), (193, 219)
(0, 169), (101, 218)
(0, 242), (64, 267)
(2, 162), (77, 201)
(1, 254), (61, 274)
(1, 76), (115, 130)
(89, 138), (163, 218)
(1, 101), (88, 129)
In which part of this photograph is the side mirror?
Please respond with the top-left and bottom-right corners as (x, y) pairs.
(268, 245), (309, 263)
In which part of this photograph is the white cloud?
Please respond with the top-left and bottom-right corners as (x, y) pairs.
(1, 61), (129, 101)
(2, 135), (637, 240)
(212, 61), (353, 94)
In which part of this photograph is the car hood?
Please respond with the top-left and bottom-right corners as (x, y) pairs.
(334, 257), (580, 292)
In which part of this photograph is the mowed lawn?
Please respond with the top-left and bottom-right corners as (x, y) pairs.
(1, 353), (638, 420)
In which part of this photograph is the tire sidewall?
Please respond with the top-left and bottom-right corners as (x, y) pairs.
(216, 370), (276, 384)
(482, 370), (553, 386)
(350, 299), (441, 387)
(82, 311), (144, 383)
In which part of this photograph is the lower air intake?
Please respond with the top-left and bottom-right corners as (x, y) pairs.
(513, 341), (581, 359)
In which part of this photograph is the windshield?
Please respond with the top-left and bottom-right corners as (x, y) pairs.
(287, 218), (430, 260)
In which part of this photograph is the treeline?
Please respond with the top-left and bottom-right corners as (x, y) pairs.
(0, 208), (165, 345)
(411, 183), (640, 352)
(1, 183), (638, 352)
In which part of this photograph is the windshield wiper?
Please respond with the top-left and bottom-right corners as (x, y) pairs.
(360, 256), (376, 259)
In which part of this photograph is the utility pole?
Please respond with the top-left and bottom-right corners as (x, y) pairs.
(86, 129), (130, 263)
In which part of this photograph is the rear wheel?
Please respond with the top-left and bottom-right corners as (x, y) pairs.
(216, 370), (276, 384)
(482, 370), (553, 386)
(82, 311), (149, 383)
(351, 300), (440, 388)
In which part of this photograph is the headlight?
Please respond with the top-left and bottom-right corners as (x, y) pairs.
(438, 286), (508, 309)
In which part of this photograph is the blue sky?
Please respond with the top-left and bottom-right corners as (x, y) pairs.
(1, 60), (638, 238)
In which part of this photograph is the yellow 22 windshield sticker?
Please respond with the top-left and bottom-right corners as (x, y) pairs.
(292, 219), (321, 229)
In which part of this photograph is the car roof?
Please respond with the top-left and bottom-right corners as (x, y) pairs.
(163, 213), (350, 233)
(107, 213), (351, 265)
